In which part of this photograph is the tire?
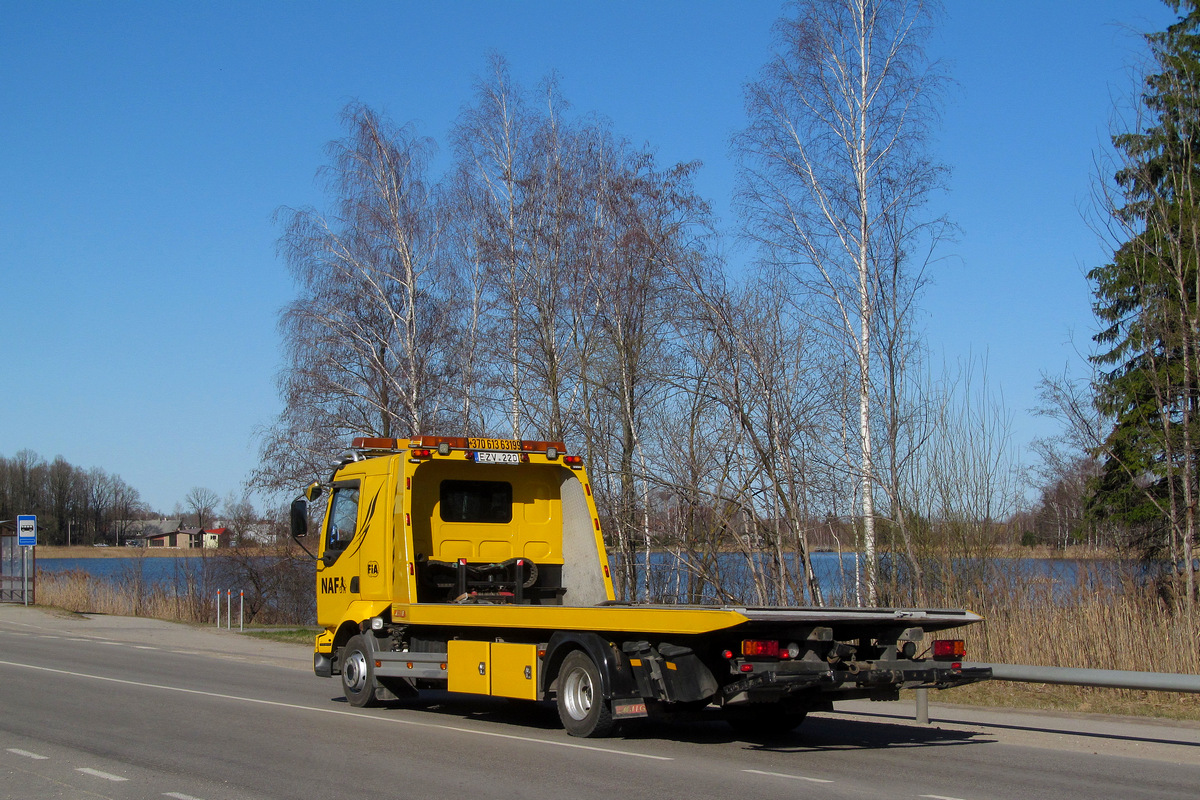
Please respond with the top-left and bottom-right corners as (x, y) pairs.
(341, 635), (379, 708)
(556, 650), (615, 738)
(724, 707), (807, 740)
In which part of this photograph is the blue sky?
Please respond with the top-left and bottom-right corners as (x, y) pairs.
(0, 1), (1177, 514)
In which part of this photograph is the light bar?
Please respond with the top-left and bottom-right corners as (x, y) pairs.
(352, 437), (403, 450)
(412, 435), (470, 450)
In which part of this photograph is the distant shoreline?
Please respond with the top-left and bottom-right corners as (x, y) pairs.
(33, 546), (206, 559)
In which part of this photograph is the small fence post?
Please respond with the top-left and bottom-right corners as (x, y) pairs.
(239, 590), (243, 632)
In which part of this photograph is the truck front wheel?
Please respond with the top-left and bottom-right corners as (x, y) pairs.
(341, 635), (379, 708)
(556, 650), (615, 738)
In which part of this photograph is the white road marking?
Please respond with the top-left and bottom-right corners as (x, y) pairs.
(77, 767), (128, 781)
(742, 768), (833, 784)
(164, 792), (206, 800)
(921, 795), (970, 800)
(6, 748), (49, 760)
(0, 659), (673, 762)
(133, 645), (158, 650)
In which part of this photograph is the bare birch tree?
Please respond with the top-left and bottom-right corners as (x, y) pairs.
(737, 0), (945, 604)
(255, 103), (453, 492)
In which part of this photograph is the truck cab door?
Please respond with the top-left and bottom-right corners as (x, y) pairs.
(316, 460), (393, 628)
(316, 482), (361, 628)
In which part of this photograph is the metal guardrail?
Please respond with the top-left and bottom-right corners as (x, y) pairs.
(914, 662), (1200, 723)
(962, 662), (1200, 693)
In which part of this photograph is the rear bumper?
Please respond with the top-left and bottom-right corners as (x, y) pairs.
(720, 661), (992, 705)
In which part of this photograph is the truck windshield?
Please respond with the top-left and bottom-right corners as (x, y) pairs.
(439, 480), (512, 523)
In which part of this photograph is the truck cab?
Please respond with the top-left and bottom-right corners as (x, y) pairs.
(305, 436), (615, 676)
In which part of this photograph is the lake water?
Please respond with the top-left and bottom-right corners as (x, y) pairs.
(39, 556), (220, 587)
(37, 551), (1142, 607)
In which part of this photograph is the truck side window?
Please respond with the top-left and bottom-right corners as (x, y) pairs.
(440, 480), (512, 523)
(326, 487), (361, 552)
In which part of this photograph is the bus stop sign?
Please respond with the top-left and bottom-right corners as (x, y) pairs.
(17, 515), (36, 547)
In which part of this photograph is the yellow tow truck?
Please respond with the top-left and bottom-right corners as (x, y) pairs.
(291, 436), (989, 737)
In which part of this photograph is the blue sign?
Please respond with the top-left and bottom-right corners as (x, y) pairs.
(16, 515), (36, 547)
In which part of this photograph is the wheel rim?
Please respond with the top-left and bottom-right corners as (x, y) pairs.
(344, 649), (368, 694)
(562, 666), (593, 721)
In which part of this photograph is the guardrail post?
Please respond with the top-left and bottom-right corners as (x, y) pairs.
(915, 687), (929, 724)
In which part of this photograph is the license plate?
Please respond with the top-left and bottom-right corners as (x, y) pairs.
(475, 451), (520, 465)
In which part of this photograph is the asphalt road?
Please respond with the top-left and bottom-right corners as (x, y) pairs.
(1, 604), (1197, 800)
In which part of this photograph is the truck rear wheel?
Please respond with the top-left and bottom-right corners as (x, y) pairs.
(341, 635), (379, 708)
(556, 650), (615, 738)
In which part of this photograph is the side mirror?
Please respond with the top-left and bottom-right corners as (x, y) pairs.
(304, 482), (323, 502)
(290, 497), (309, 539)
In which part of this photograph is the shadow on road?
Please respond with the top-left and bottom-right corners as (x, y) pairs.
(335, 692), (994, 751)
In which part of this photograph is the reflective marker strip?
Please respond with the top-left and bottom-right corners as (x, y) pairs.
(742, 769), (833, 784)
(6, 748), (48, 760)
(77, 768), (128, 781)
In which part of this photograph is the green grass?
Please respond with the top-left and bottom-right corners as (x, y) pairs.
(241, 627), (319, 645)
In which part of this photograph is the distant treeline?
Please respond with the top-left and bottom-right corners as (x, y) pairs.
(0, 450), (145, 546)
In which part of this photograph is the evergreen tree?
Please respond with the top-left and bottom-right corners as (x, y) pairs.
(1089, 1), (1200, 606)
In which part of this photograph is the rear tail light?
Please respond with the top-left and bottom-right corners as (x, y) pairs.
(932, 639), (966, 660)
(563, 455), (583, 469)
(741, 639), (780, 658)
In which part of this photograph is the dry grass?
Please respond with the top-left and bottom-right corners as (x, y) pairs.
(36, 569), (215, 623)
(940, 563), (1200, 720)
(934, 681), (1200, 721)
(36, 546), (202, 559)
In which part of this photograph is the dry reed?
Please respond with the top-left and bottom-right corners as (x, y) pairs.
(941, 562), (1200, 719)
(36, 569), (215, 623)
